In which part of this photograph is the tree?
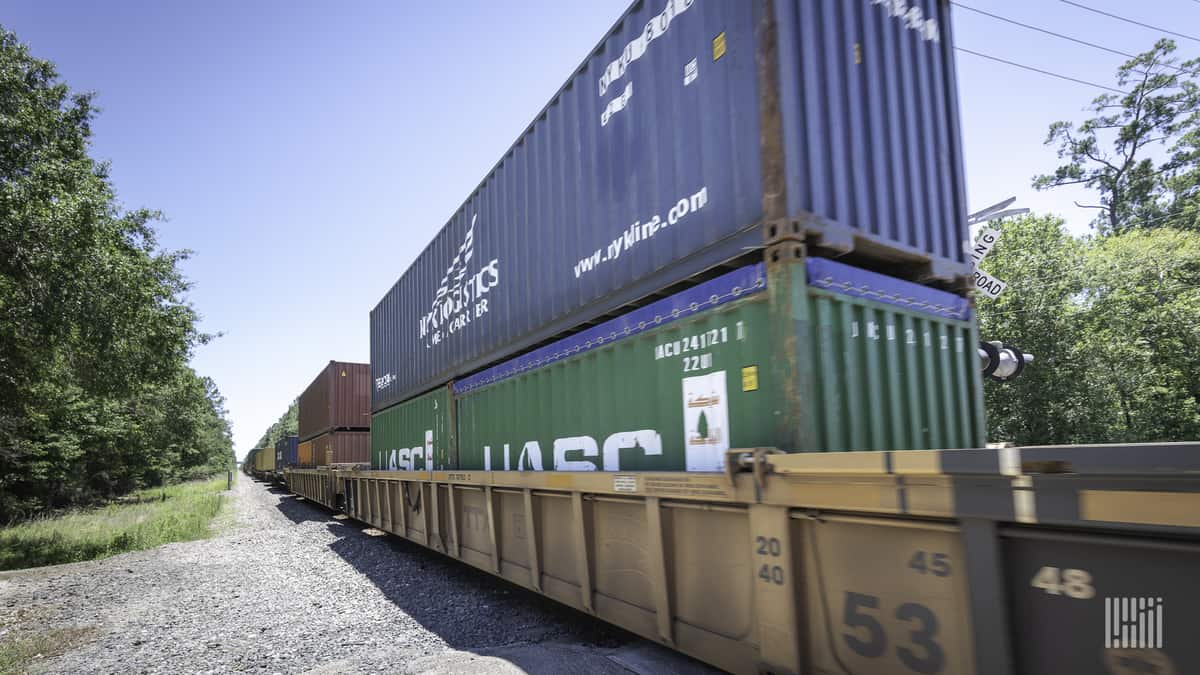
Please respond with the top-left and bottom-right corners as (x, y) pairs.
(696, 410), (709, 440)
(0, 26), (232, 519)
(1033, 40), (1200, 234)
(1077, 229), (1200, 441)
(979, 216), (1200, 444)
(978, 215), (1099, 445)
(256, 400), (298, 450)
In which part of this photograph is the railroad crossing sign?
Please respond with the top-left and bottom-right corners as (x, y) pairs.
(971, 225), (1006, 299)
(973, 267), (1007, 300)
(966, 197), (1027, 300)
(971, 226), (1001, 269)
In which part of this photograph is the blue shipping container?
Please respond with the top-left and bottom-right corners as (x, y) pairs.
(275, 435), (299, 469)
(371, 0), (968, 411)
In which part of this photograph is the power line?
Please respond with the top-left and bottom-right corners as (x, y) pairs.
(951, 2), (1188, 73)
(955, 47), (1130, 94)
(1059, 0), (1200, 44)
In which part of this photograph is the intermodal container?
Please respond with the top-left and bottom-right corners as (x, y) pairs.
(298, 361), (370, 441)
(371, 0), (969, 411)
(297, 439), (315, 468)
(275, 435), (299, 469)
(244, 448), (259, 474)
(371, 387), (454, 471)
(455, 260), (980, 470)
(255, 447), (275, 473)
(371, 260), (979, 472)
(309, 431), (371, 466)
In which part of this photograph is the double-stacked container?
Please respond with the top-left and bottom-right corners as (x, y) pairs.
(274, 435), (299, 470)
(370, 0), (979, 471)
(298, 361), (371, 466)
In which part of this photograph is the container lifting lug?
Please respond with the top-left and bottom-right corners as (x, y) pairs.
(725, 447), (784, 490)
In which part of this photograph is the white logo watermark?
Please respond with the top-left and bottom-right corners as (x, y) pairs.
(1105, 597), (1163, 649)
(418, 214), (500, 348)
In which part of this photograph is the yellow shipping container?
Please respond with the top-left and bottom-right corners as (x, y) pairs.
(255, 447), (275, 472)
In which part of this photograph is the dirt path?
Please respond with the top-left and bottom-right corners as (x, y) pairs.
(0, 477), (717, 674)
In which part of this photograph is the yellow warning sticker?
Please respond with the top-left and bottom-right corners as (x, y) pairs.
(713, 32), (726, 61)
(742, 365), (758, 392)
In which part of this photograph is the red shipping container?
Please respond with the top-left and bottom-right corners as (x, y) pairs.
(311, 431), (370, 466)
(298, 361), (370, 442)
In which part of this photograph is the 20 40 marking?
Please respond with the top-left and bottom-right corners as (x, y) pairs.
(755, 535), (785, 586)
(843, 592), (945, 674)
(1030, 566), (1095, 599)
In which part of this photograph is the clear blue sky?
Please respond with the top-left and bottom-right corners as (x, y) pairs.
(4, 0), (1197, 459)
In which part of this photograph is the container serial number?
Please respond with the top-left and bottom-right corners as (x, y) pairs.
(654, 324), (741, 361)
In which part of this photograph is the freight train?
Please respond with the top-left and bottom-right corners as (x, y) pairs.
(249, 1), (1200, 673)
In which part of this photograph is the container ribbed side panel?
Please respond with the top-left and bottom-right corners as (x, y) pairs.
(775, 0), (967, 269)
(370, 388), (453, 470)
(297, 439), (315, 468)
(456, 295), (776, 472)
(310, 431), (371, 466)
(448, 259), (982, 470)
(299, 362), (370, 441)
(274, 435), (299, 469)
(806, 290), (982, 452)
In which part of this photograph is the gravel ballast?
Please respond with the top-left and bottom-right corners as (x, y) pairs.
(0, 477), (719, 674)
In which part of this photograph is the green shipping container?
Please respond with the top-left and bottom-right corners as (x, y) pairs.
(448, 260), (983, 472)
(370, 386), (454, 471)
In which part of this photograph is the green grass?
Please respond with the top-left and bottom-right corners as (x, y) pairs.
(0, 477), (232, 572)
(0, 624), (96, 675)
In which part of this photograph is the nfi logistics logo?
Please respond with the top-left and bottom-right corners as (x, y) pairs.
(418, 214), (500, 348)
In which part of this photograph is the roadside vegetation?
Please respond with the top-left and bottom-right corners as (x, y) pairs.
(981, 41), (1200, 445)
(0, 477), (233, 572)
(0, 26), (234, 522)
(0, 622), (96, 675)
(257, 400), (299, 449)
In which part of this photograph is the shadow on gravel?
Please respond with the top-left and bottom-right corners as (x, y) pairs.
(333, 524), (636, 648)
(271, 492), (340, 526)
(266, 488), (640, 654)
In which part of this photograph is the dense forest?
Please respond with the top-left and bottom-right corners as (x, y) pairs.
(980, 41), (1200, 445)
(0, 28), (233, 521)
